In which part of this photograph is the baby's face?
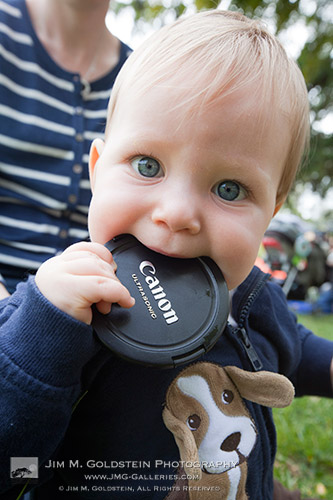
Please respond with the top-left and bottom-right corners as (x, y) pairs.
(88, 83), (290, 289)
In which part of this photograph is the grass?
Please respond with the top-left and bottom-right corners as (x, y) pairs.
(273, 314), (333, 498)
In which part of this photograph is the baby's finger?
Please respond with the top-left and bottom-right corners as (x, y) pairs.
(96, 300), (112, 315)
(62, 242), (117, 270)
(60, 257), (116, 279)
(78, 275), (135, 309)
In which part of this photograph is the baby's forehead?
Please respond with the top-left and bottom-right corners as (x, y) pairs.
(111, 43), (289, 133)
(109, 76), (289, 180)
(112, 70), (277, 138)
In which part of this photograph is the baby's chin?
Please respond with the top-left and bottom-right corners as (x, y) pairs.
(226, 269), (254, 291)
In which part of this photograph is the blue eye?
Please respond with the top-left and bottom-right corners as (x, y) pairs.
(216, 181), (246, 201)
(131, 156), (161, 178)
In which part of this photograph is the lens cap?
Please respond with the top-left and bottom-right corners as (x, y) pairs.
(92, 235), (229, 368)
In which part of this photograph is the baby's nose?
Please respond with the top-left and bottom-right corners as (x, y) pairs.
(151, 192), (201, 234)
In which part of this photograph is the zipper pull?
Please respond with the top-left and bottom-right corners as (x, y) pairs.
(236, 327), (263, 371)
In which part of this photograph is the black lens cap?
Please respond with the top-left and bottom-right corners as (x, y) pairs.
(92, 235), (229, 368)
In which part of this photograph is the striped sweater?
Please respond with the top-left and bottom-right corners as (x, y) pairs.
(0, 0), (131, 291)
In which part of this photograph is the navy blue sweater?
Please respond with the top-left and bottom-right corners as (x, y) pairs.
(0, 267), (332, 499)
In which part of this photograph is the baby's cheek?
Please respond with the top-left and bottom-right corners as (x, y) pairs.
(216, 246), (259, 290)
(88, 204), (107, 243)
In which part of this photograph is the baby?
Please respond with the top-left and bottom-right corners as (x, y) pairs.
(1, 9), (332, 500)
(36, 10), (310, 319)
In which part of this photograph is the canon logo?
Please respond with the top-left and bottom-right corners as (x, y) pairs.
(139, 260), (179, 325)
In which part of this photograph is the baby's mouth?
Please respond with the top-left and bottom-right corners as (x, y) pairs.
(146, 246), (188, 259)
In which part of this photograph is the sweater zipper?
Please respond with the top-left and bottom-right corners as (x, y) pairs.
(232, 272), (270, 372)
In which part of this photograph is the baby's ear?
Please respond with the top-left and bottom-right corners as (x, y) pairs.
(89, 138), (105, 190)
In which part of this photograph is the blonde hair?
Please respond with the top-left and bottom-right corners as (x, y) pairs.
(107, 9), (309, 204)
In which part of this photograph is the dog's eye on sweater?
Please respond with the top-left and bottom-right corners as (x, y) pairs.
(187, 414), (201, 431)
(222, 390), (234, 404)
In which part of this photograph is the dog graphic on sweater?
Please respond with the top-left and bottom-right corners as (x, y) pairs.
(163, 362), (294, 499)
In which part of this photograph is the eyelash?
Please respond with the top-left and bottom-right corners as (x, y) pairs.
(129, 152), (160, 165)
(237, 180), (252, 199)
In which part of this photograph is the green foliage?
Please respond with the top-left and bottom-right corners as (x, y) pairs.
(274, 314), (333, 498)
(111, 0), (333, 197)
(274, 397), (333, 498)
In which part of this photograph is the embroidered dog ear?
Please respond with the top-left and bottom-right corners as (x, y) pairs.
(223, 365), (294, 408)
(163, 407), (202, 480)
(162, 362), (295, 500)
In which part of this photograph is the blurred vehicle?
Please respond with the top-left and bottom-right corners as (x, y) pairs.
(258, 214), (327, 299)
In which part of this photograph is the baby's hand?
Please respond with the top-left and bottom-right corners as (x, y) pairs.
(35, 242), (135, 324)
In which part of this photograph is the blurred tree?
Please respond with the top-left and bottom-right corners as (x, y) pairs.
(111, 0), (332, 197)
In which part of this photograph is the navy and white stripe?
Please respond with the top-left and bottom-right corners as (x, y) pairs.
(0, 0), (131, 290)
